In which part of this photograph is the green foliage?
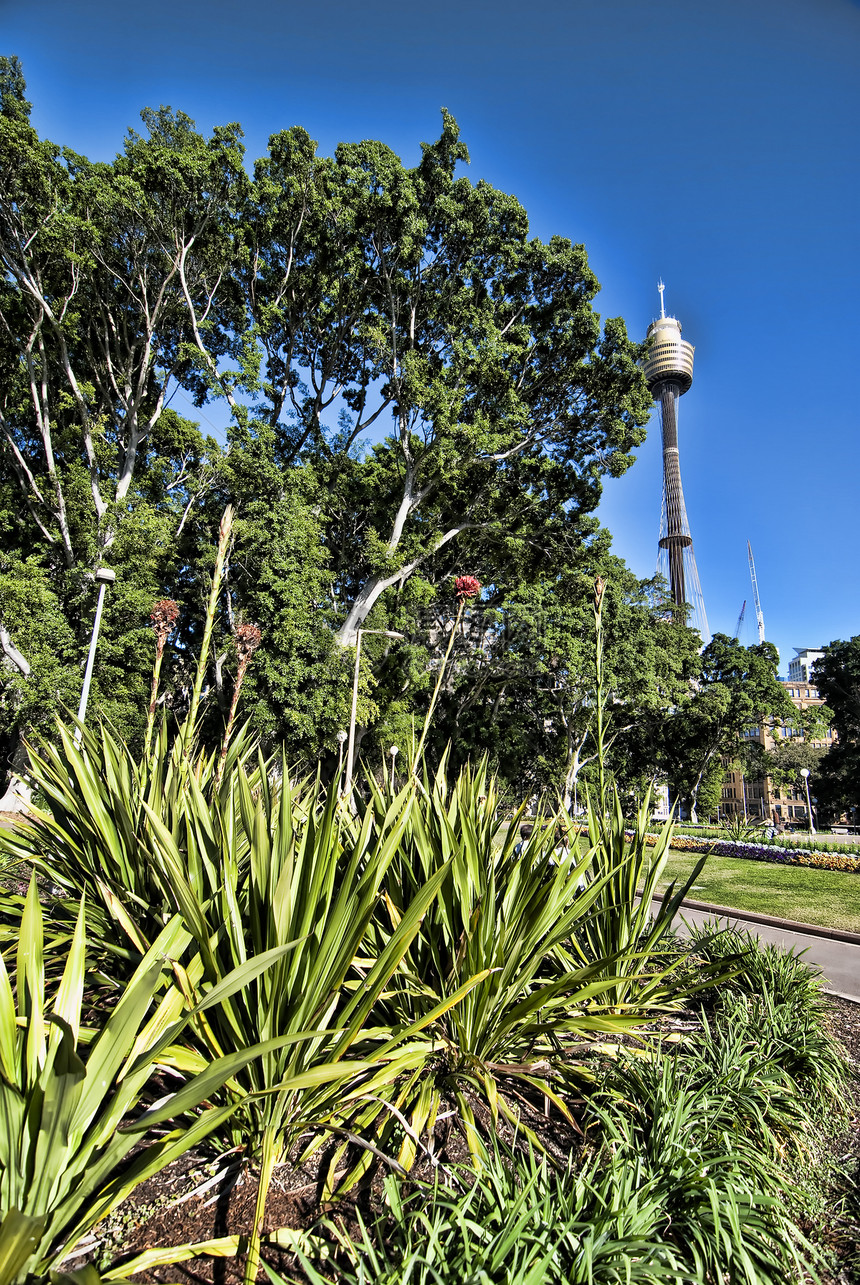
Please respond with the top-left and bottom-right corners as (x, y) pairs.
(0, 541), (848, 1285)
(658, 634), (794, 819)
(0, 555), (79, 740)
(0, 717), (271, 969)
(720, 813), (768, 842)
(0, 57), (31, 122)
(353, 752), (707, 1181)
(138, 761), (455, 1285)
(0, 64), (669, 787)
(0, 876), (302, 1285)
(280, 1140), (691, 1285)
(589, 1053), (813, 1284)
(279, 918), (846, 1285)
(812, 637), (860, 821)
(570, 789), (709, 1010)
(763, 738), (826, 796)
(410, 565), (702, 803)
(687, 922), (847, 1108)
(568, 578), (713, 1011)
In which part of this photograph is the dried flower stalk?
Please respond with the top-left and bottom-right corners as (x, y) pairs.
(143, 599), (179, 761)
(215, 622), (262, 788)
(186, 505), (234, 746)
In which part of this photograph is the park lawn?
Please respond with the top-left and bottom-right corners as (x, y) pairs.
(654, 849), (860, 934)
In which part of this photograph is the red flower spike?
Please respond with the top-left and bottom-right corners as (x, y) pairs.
(150, 599), (180, 648)
(454, 575), (481, 601)
(236, 623), (262, 663)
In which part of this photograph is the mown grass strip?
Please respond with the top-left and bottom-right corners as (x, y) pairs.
(655, 850), (860, 934)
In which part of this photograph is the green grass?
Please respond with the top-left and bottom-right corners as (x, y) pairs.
(655, 849), (860, 934)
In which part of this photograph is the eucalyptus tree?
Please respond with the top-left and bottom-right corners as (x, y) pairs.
(0, 59), (244, 761)
(239, 112), (653, 649)
(0, 61), (246, 569)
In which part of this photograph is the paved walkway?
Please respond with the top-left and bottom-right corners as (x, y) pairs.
(656, 898), (860, 1003)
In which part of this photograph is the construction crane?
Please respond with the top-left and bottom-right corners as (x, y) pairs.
(747, 541), (765, 644)
(734, 599), (746, 640)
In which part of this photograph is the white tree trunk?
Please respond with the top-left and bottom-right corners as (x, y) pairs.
(0, 740), (31, 814)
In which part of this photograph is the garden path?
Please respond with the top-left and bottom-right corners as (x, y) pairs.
(653, 898), (860, 1003)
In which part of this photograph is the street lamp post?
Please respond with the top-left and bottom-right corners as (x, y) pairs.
(336, 729), (347, 783)
(74, 567), (116, 746)
(343, 629), (405, 798)
(800, 767), (815, 835)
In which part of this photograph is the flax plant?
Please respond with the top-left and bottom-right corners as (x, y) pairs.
(0, 717), (271, 971)
(140, 761), (464, 1285)
(355, 755), (652, 1171)
(0, 876), (322, 1285)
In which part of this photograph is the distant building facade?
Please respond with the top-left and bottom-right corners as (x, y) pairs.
(719, 673), (835, 825)
(787, 648), (825, 684)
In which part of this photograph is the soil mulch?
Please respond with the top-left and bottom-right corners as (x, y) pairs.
(88, 1077), (584, 1284)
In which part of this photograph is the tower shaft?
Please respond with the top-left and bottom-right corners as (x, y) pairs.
(643, 289), (709, 642)
(656, 381), (693, 608)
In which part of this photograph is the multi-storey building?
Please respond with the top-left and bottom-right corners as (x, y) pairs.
(718, 673), (835, 825)
(788, 648), (825, 684)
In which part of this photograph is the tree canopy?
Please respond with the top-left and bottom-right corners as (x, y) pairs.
(642, 634), (795, 820)
(812, 637), (860, 821)
(1, 60), (707, 794)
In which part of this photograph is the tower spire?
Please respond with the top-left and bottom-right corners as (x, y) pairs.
(643, 291), (709, 643)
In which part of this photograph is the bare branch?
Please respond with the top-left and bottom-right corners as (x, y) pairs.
(0, 626), (30, 677)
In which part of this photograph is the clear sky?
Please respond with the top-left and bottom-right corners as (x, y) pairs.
(4, 0), (859, 668)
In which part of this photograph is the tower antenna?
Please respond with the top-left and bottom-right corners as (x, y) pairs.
(643, 286), (709, 642)
(747, 541), (765, 644)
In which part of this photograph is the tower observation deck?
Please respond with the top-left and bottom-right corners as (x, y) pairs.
(644, 283), (709, 642)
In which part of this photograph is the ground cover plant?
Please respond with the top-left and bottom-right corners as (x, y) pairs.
(275, 927), (853, 1285)
(668, 831), (860, 874)
(672, 824), (860, 859)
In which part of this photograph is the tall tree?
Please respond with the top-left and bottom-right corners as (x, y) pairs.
(0, 73), (673, 789)
(657, 634), (794, 821)
(0, 76), (246, 570)
(238, 114), (652, 648)
(0, 61), (248, 777)
(812, 637), (860, 820)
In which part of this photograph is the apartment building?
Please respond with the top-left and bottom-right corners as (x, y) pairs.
(719, 674), (835, 824)
(788, 648), (825, 684)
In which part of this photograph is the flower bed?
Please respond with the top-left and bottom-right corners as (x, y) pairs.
(660, 831), (860, 875)
(673, 827), (860, 858)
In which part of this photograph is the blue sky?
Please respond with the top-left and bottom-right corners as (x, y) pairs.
(4, 0), (859, 668)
